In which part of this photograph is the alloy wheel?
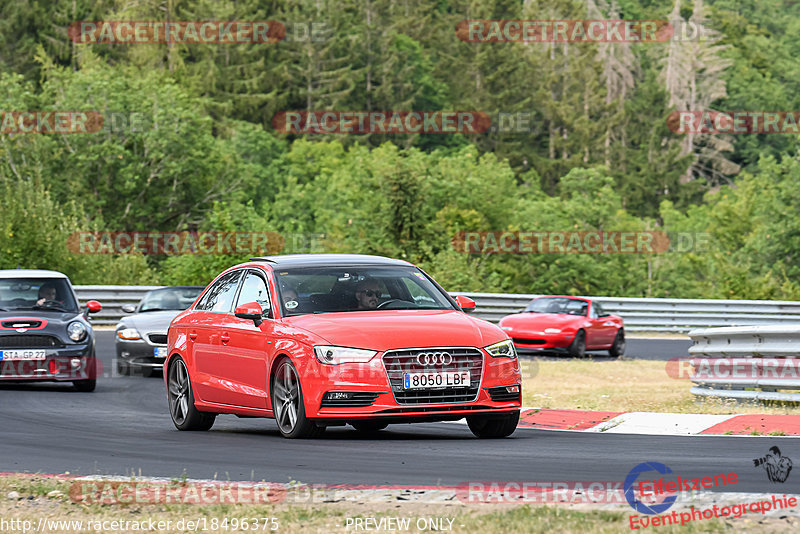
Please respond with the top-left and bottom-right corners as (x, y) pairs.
(168, 360), (190, 426)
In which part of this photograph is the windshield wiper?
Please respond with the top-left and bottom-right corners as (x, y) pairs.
(32, 305), (72, 313)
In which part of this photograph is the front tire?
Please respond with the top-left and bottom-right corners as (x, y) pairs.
(73, 355), (97, 392)
(116, 359), (130, 376)
(73, 379), (96, 392)
(467, 411), (519, 438)
(167, 357), (215, 431)
(609, 330), (625, 358)
(271, 358), (323, 439)
(568, 330), (586, 358)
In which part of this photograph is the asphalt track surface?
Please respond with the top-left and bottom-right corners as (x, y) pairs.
(0, 332), (791, 494)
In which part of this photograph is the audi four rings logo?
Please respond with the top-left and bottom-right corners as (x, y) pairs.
(416, 352), (453, 366)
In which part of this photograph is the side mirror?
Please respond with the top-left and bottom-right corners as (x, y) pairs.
(121, 304), (136, 314)
(235, 301), (265, 327)
(454, 295), (476, 313)
(86, 300), (102, 314)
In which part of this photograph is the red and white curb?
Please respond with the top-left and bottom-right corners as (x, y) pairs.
(517, 408), (800, 436)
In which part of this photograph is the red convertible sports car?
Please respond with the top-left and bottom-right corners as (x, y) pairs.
(498, 296), (625, 358)
(164, 254), (522, 439)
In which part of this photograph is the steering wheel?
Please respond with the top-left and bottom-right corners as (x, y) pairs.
(376, 299), (419, 309)
(38, 300), (62, 307)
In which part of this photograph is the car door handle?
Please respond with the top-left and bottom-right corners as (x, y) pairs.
(188, 332), (198, 340)
(220, 334), (231, 343)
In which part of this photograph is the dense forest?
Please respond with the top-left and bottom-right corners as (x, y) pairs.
(1, 0), (800, 299)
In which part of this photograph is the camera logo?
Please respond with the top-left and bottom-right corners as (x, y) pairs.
(753, 446), (792, 483)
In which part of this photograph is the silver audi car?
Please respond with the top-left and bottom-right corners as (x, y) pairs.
(115, 286), (203, 377)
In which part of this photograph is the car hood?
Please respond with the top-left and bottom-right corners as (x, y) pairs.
(120, 310), (182, 333)
(0, 310), (84, 324)
(285, 310), (505, 351)
(0, 310), (90, 343)
(499, 312), (586, 331)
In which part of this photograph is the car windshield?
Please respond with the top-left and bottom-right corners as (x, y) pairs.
(0, 277), (79, 313)
(524, 297), (588, 316)
(139, 287), (203, 312)
(274, 266), (456, 316)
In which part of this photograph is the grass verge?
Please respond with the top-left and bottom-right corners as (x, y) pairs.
(3, 476), (796, 533)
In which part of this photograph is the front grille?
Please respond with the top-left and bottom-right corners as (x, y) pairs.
(148, 334), (168, 345)
(0, 335), (63, 348)
(487, 386), (521, 402)
(382, 347), (483, 405)
(2, 320), (42, 329)
(380, 405), (491, 414)
(513, 338), (546, 345)
(320, 392), (380, 407)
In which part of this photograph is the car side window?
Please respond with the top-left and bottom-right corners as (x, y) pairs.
(236, 272), (271, 312)
(195, 271), (243, 312)
(589, 302), (600, 319)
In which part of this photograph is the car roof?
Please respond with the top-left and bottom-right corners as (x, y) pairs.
(248, 254), (412, 269)
(0, 269), (68, 279)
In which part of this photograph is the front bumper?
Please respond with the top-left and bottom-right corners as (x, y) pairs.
(505, 331), (573, 355)
(0, 343), (95, 382)
(117, 336), (168, 370)
(299, 347), (523, 421)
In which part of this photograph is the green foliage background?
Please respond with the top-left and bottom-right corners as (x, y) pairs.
(1, 0), (799, 299)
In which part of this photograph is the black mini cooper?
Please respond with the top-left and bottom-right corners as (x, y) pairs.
(0, 269), (102, 391)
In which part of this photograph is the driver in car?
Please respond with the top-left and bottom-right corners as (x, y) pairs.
(36, 284), (59, 306)
(355, 278), (381, 310)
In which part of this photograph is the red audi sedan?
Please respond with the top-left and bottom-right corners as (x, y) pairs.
(164, 254), (522, 439)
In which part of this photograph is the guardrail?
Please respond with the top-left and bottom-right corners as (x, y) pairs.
(457, 293), (800, 333)
(74, 286), (800, 332)
(687, 326), (800, 402)
(75, 285), (163, 325)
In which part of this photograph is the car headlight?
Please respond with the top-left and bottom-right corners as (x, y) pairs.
(314, 346), (377, 365)
(485, 339), (517, 359)
(67, 321), (87, 342)
(544, 328), (561, 334)
(117, 327), (142, 340)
